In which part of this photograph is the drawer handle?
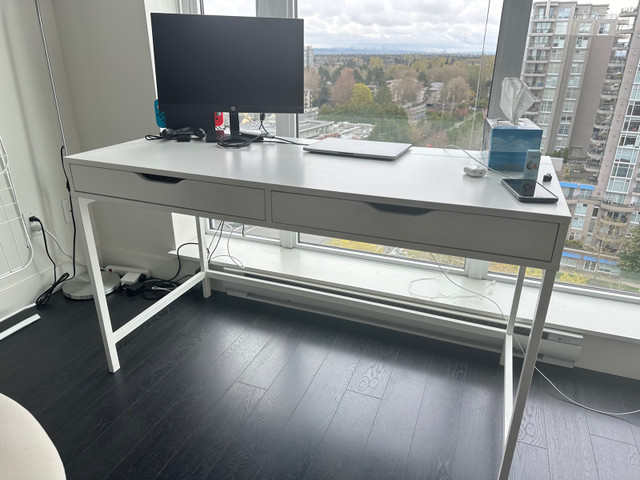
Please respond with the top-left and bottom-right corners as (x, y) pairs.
(368, 203), (432, 216)
(138, 173), (184, 184)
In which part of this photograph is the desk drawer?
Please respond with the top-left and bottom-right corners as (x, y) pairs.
(272, 191), (558, 262)
(71, 164), (266, 221)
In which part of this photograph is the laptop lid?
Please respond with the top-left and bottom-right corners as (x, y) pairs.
(303, 138), (411, 160)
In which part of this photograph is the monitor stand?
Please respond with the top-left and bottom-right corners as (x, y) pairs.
(217, 111), (263, 148)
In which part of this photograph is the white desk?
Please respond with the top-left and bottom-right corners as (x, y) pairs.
(65, 139), (570, 480)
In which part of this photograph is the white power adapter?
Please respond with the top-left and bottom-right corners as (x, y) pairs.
(120, 272), (143, 286)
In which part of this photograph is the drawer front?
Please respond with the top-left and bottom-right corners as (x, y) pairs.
(71, 164), (266, 221)
(272, 191), (558, 262)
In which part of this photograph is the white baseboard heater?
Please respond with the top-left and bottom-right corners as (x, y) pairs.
(212, 267), (583, 368)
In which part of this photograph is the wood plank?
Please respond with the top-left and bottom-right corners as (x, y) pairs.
(110, 382), (265, 480)
(237, 318), (311, 389)
(517, 371), (548, 448)
(203, 323), (339, 480)
(404, 347), (467, 480)
(509, 442), (550, 480)
(354, 343), (432, 480)
(252, 329), (367, 480)
(303, 391), (380, 480)
(347, 338), (399, 398)
(540, 371), (599, 480)
(452, 350), (503, 480)
(591, 435), (640, 479)
(59, 306), (261, 476)
(36, 295), (211, 435)
(95, 314), (283, 480)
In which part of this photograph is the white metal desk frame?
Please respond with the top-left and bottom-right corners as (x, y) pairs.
(66, 140), (570, 480)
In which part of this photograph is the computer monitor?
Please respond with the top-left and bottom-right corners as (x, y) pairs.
(151, 13), (304, 136)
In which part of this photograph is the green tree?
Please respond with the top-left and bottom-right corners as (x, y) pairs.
(374, 81), (393, 105)
(619, 225), (640, 272)
(315, 79), (331, 107)
(318, 66), (330, 82)
(349, 83), (374, 106)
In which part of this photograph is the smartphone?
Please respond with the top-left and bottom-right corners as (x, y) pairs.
(501, 178), (559, 204)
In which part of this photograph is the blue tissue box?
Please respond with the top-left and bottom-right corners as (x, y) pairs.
(482, 118), (542, 171)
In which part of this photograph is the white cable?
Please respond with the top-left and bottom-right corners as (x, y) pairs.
(42, 227), (86, 267)
(419, 253), (640, 417)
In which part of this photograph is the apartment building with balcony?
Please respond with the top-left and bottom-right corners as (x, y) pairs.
(523, 3), (640, 271)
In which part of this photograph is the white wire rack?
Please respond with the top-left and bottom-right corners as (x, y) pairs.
(0, 137), (33, 280)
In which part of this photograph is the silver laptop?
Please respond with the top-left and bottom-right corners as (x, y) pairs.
(303, 138), (411, 161)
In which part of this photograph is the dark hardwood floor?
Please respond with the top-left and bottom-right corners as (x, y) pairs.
(1, 289), (639, 479)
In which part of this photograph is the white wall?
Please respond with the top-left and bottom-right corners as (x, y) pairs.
(50, 0), (183, 281)
(0, 0), (79, 318)
(0, 0), (183, 318)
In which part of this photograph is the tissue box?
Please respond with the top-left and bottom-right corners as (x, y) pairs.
(482, 118), (542, 171)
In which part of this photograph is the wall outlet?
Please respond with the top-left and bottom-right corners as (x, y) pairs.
(22, 210), (42, 237)
(61, 197), (73, 224)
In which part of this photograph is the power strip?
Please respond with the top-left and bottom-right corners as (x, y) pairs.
(104, 264), (151, 279)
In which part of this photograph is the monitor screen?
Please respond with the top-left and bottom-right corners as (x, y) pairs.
(151, 13), (304, 131)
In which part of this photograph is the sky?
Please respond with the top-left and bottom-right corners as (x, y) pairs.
(205, 0), (640, 53)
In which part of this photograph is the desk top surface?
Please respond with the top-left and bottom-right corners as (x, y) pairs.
(66, 139), (571, 225)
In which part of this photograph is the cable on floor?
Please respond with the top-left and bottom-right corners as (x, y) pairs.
(415, 254), (640, 417)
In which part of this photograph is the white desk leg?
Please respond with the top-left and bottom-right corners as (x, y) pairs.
(498, 269), (556, 480)
(72, 197), (120, 373)
(196, 216), (211, 298)
(502, 266), (526, 446)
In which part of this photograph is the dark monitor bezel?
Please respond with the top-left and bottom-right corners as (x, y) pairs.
(151, 13), (304, 131)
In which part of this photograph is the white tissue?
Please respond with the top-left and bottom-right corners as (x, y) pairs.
(500, 77), (536, 126)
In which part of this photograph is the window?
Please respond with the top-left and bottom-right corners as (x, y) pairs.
(532, 36), (549, 47)
(598, 23), (611, 35)
(192, 0), (640, 319)
(547, 63), (561, 74)
(568, 75), (581, 88)
(572, 217), (585, 229)
(540, 101), (553, 112)
(565, 89), (578, 100)
(550, 49), (563, 62)
(612, 163), (633, 178)
(552, 36), (565, 48)
(579, 188), (592, 199)
(578, 23), (591, 34)
(534, 22), (552, 33)
(607, 178), (631, 193)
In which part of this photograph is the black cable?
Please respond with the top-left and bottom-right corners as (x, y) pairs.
(32, 216), (70, 308)
(60, 145), (77, 279)
(139, 241), (199, 300)
(217, 135), (253, 149)
(270, 136), (307, 146)
(32, 217), (56, 279)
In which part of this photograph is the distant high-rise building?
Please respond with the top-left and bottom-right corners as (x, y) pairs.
(304, 45), (314, 68)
